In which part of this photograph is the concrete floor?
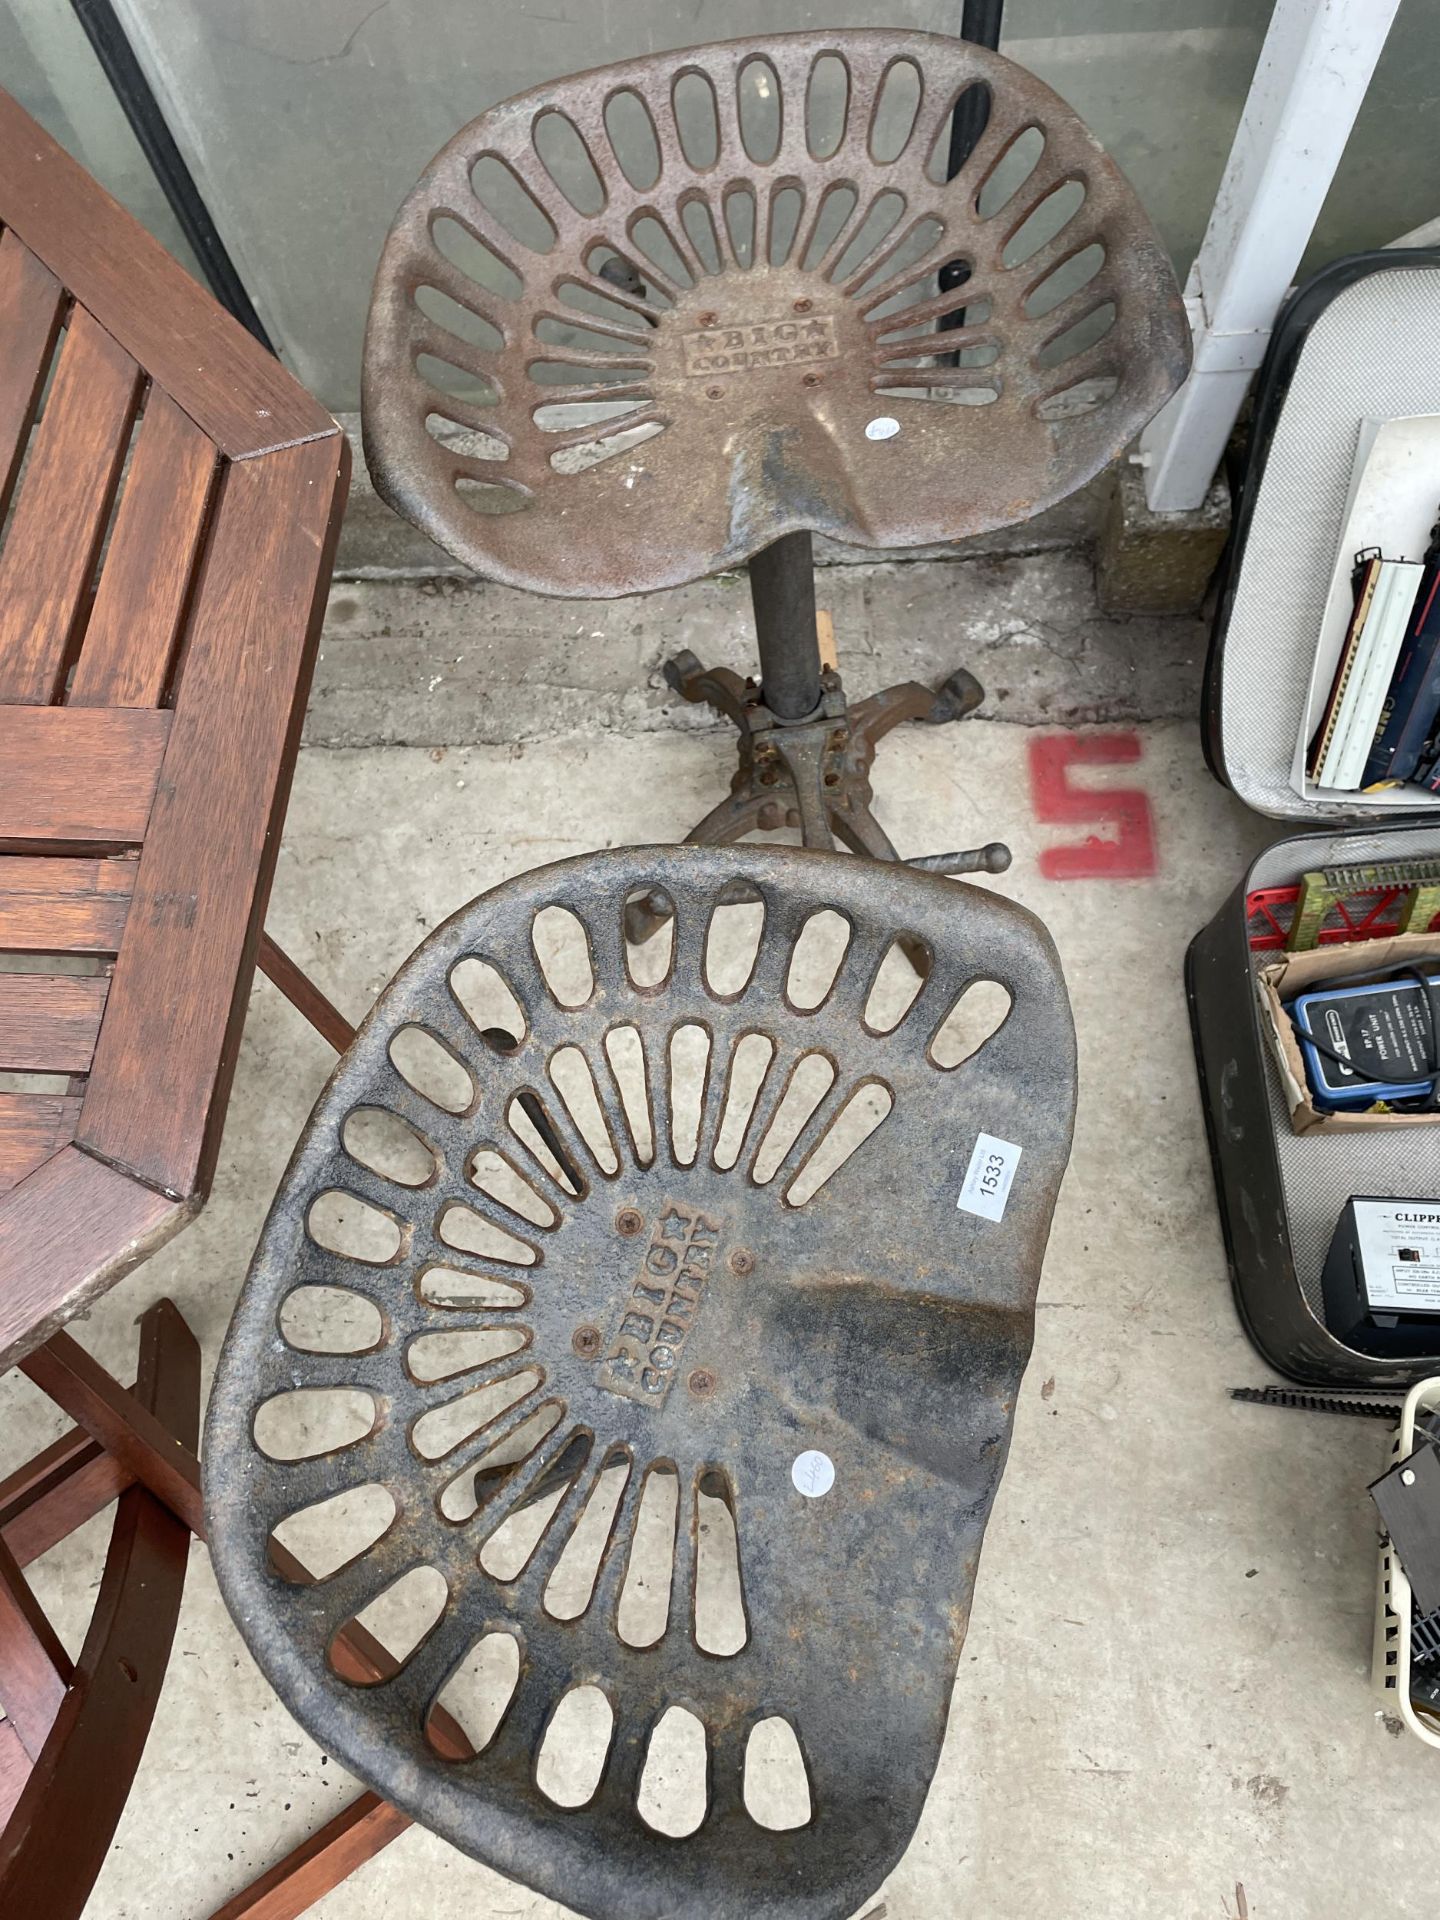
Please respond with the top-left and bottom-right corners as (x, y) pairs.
(4, 548), (1434, 1919)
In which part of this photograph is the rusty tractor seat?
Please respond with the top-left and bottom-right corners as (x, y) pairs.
(205, 844), (1076, 1919)
(360, 28), (1188, 861)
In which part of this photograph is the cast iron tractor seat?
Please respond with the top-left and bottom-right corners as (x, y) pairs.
(205, 845), (1077, 1919)
(362, 28), (1189, 861)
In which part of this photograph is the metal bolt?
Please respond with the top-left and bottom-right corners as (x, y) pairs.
(615, 1207), (644, 1237)
(697, 310), (718, 328)
(803, 372), (822, 387)
(688, 1367), (716, 1397)
(1403, 1468), (1417, 1487)
(758, 765), (779, 786)
(706, 385), (724, 400)
(823, 770), (840, 787)
(729, 1248), (755, 1276)
(573, 1325), (602, 1358)
(793, 297), (813, 313)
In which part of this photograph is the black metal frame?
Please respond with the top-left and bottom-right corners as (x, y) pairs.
(940, 0), (1004, 337)
(741, 0), (1005, 739)
(68, 0), (275, 350)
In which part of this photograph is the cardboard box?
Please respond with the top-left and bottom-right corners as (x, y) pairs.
(1257, 932), (1440, 1134)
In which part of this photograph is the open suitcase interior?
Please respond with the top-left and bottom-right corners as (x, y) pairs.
(1192, 247), (1440, 1386)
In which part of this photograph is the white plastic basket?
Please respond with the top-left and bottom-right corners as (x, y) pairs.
(1372, 1376), (1440, 1746)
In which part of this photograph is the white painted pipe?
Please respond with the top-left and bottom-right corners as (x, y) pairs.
(1140, 0), (1402, 515)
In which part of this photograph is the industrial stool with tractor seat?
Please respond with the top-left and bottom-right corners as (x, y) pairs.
(207, 845), (1078, 1920)
(205, 28), (1187, 1920)
(359, 27), (1187, 868)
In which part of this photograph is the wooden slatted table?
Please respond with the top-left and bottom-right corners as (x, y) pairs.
(0, 83), (352, 1916)
(0, 86), (349, 1363)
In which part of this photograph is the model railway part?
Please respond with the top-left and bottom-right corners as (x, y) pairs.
(1229, 1385), (1402, 1421)
(1289, 859), (1440, 951)
(1245, 865), (1440, 953)
(1373, 1441), (1440, 1615)
(1290, 978), (1440, 1113)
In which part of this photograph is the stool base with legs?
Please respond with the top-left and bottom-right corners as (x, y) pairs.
(662, 528), (991, 862)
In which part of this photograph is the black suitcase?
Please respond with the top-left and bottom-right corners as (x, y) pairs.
(1189, 247), (1440, 1387)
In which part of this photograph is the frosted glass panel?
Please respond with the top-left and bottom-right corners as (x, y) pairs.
(6, 2), (1434, 409)
(0, 1), (203, 286)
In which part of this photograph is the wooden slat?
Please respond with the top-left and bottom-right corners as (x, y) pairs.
(0, 1147), (186, 1372)
(206, 1794), (413, 1920)
(0, 1719), (29, 1830)
(0, 1092), (82, 1193)
(257, 933), (356, 1053)
(78, 435), (349, 1197)
(0, 1426), (100, 1529)
(0, 91), (335, 459)
(0, 1424), (130, 1569)
(0, 974), (107, 1073)
(0, 307), (142, 705)
(0, 1302), (197, 1920)
(0, 229), (64, 523)
(21, 1329), (203, 1539)
(0, 707), (169, 846)
(0, 1536), (72, 1760)
(0, 854), (134, 951)
(5, 1453), (129, 1569)
(69, 391), (218, 708)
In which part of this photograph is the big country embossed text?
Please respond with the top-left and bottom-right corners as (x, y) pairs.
(598, 1201), (724, 1405)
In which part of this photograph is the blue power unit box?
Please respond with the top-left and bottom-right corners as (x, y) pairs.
(1289, 970), (1440, 1110)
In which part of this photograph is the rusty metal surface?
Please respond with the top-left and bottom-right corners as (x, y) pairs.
(662, 648), (986, 856)
(363, 30), (1190, 598)
(205, 844), (1076, 1920)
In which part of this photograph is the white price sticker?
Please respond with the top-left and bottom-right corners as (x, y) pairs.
(791, 1450), (835, 1498)
(957, 1132), (1022, 1223)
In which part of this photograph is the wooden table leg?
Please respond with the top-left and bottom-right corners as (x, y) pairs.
(206, 1792), (413, 1920)
(11, 1307), (448, 1917)
(0, 1298), (199, 1919)
(20, 1327), (203, 1536)
(0, 1422), (132, 1568)
(257, 935), (356, 1054)
(0, 1535), (72, 1757)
